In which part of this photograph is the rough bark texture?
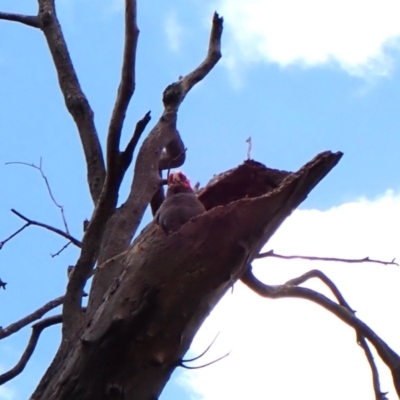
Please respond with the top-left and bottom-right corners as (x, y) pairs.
(31, 151), (342, 400)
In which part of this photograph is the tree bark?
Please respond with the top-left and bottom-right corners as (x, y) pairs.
(31, 151), (342, 400)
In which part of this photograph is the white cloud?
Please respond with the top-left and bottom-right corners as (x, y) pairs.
(214, 0), (400, 78)
(180, 190), (400, 399)
(164, 12), (184, 53)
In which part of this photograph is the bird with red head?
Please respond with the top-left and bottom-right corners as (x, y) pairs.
(155, 171), (205, 233)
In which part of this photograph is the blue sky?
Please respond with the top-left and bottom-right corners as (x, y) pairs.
(1, 0), (400, 399)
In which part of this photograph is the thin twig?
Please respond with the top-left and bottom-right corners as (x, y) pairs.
(6, 160), (70, 234)
(0, 315), (62, 385)
(0, 11), (39, 28)
(257, 250), (398, 266)
(246, 137), (252, 160)
(0, 296), (63, 340)
(11, 209), (82, 248)
(179, 332), (230, 370)
(0, 223), (30, 250)
(182, 332), (220, 363)
(51, 241), (72, 258)
(180, 352), (230, 370)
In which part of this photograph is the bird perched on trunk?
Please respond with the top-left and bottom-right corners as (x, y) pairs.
(155, 171), (205, 234)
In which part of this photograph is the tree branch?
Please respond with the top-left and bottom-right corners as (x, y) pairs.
(0, 11), (39, 28)
(126, 11), (223, 238)
(37, 0), (105, 203)
(284, 269), (387, 397)
(0, 223), (30, 250)
(51, 241), (72, 257)
(107, 0), (139, 173)
(284, 269), (354, 310)
(241, 268), (400, 397)
(257, 250), (398, 266)
(6, 159), (71, 233)
(87, 13), (224, 315)
(0, 296), (63, 340)
(120, 110), (151, 172)
(11, 209), (82, 248)
(0, 315), (62, 385)
(357, 335), (388, 400)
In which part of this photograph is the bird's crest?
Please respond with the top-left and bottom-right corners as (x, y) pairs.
(168, 171), (191, 188)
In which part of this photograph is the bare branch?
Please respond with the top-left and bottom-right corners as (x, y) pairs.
(63, 2), (143, 333)
(51, 241), (72, 258)
(121, 111), (151, 172)
(0, 11), (39, 28)
(37, 0), (105, 203)
(0, 223), (30, 249)
(0, 296), (63, 340)
(157, 12), (223, 171)
(257, 250), (398, 266)
(182, 332), (220, 363)
(6, 160), (70, 233)
(357, 335), (389, 400)
(11, 209), (82, 248)
(241, 268), (400, 397)
(0, 279), (7, 290)
(0, 315), (62, 385)
(87, 13), (224, 315)
(179, 351), (230, 370)
(284, 269), (387, 397)
(107, 0), (139, 171)
(163, 12), (223, 108)
(284, 269), (354, 311)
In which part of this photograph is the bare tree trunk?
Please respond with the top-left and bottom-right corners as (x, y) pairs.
(30, 153), (342, 400)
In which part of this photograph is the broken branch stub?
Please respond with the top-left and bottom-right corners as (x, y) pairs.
(34, 151), (342, 400)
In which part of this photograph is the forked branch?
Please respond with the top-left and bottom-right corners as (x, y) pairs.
(11, 209), (82, 248)
(284, 269), (386, 399)
(179, 332), (231, 370)
(241, 267), (400, 397)
(37, 0), (105, 203)
(87, 13), (224, 315)
(284, 269), (354, 310)
(107, 0), (139, 172)
(0, 296), (63, 340)
(0, 315), (62, 385)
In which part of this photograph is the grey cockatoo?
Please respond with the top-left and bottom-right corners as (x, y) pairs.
(155, 171), (205, 233)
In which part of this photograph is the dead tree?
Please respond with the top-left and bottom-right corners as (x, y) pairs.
(1, 2), (400, 399)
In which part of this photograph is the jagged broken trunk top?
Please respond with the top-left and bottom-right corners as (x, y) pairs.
(33, 151), (342, 400)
